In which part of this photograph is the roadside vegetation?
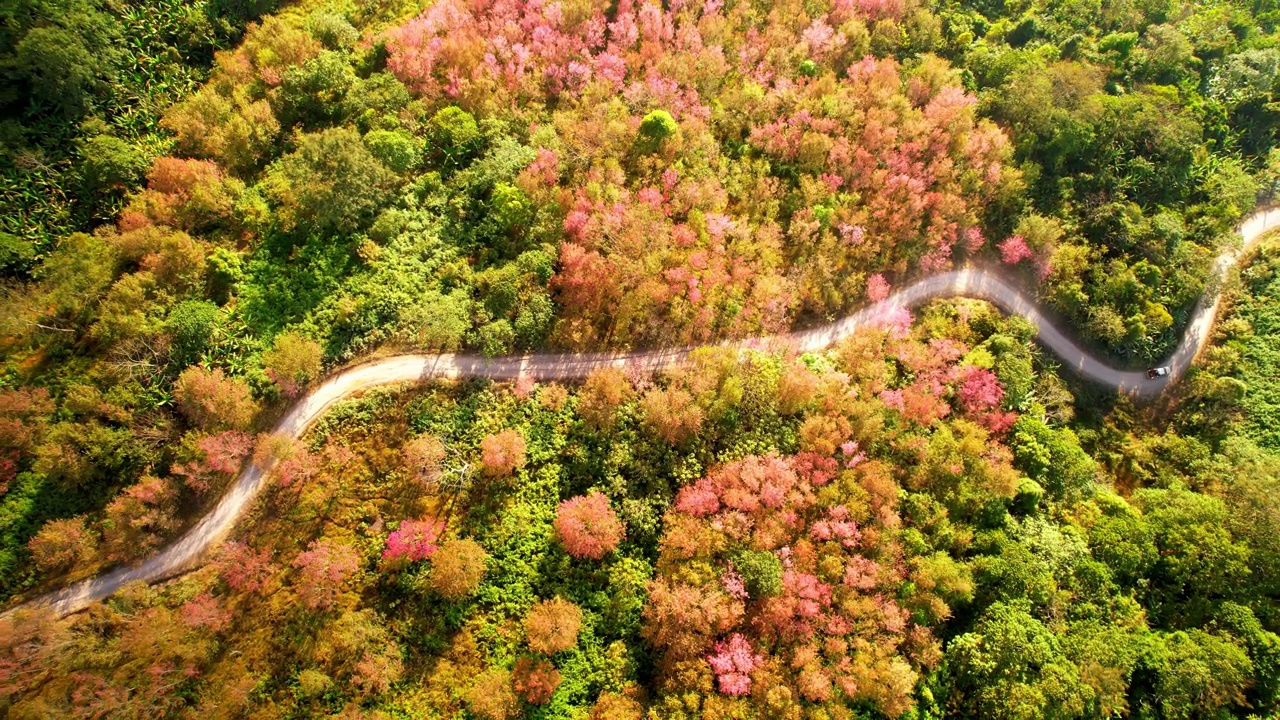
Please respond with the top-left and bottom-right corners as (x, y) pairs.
(8, 306), (1280, 718)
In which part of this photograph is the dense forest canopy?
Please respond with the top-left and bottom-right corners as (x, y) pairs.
(2, 0), (1280, 717)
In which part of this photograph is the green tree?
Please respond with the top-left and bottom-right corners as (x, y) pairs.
(276, 50), (356, 128)
(426, 106), (482, 170)
(13, 25), (108, 117)
(78, 135), (146, 196)
(1133, 487), (1252, 625)
(945, 601), (1091, 720)
(263, 330), (323, 394)
(1085, 494), (1157, 587)
(165, 300), (220, 366)
(729, 548), (783, 599)
(636, 110), (679, 154)
(1152, 630), (1253, 720)
(364, 130), (420, 173)
(305, 10), (358, 49)
(0, 233), (35, 277)
(261, 126), (398, 235)
(1213, 602), (1280, 714)
(1010, 415), (1096, 500)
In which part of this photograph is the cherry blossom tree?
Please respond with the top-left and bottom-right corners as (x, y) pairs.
(866, 273), (891, 302)
(999, 235), (1033, 264)
(252, 433), (317, 488)
(0, 388), (52, 492)
(103, 475), (179, 561)
(292, 537), (360, 611)
(171, 431), (252, 494)
(707, 633), (762, 696)
(480, 429), (526, 477)
(218, 541), (275, 594)
(382, 518), (445, 566)
(649, 449), (924, 716)
(180, 593), (230, 633)
(554, 491), (625, 559)
(642, 578), (744, 662)
(958, 368), (1004, 412)
(174, 367), (258, 431)
(380, 0), (1010, 347)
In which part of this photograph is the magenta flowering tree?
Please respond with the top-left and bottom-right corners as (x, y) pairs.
(382, 518), (445, 565)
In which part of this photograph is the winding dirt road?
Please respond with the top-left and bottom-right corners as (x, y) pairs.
(19, 206), (1280, 618)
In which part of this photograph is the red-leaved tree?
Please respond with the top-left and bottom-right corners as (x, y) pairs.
(512, 657), (561, 704)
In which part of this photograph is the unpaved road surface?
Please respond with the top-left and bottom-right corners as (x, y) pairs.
(19, 207), (1280, 617)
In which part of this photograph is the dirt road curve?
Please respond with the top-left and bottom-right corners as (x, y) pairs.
(17, 206), (1280, 618)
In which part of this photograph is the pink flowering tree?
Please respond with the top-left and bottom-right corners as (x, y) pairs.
(707, 633), (762, 696)
(865, 273), (890, 303)
(957, 367), (1018, 434)
(180, 593), (230, 633)
(292, 538), (361, 611)
(480, 429), (527, 478)
(171, 431), (253, 494)
(958, 368), (1004, 412)
(218, 541), (275, 593)
(998, 235), (1033, 264)
(379, 0), (1010, 348)
(554, 491), (624, 559)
